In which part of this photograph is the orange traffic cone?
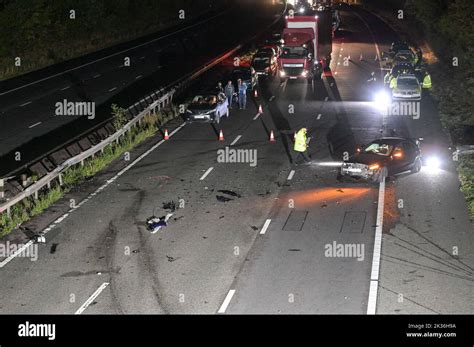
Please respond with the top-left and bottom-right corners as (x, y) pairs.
(254, 89), (258, 98)
(219, 129), (224, 141)
(269, 130), (276, 143)
(164, 129), (169, 140)
(258, 105), (263, 114)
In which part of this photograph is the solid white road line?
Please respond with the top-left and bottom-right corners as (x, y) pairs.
(260, 219), (271, 235)
(0, 123), (186, 269)
(218, 289), (236, 313)
(0, 240), (34, 268)
(230, 135), (242, 146)
(200, 167), (214, 181)
(317, 114), (322, 120)
(19, 101), (31, 107)
(367, 177), (385, 315)
(287, 170), (295, 181)
(108, 87), (117, 92)
(93, 74), (101, 78)
(135, 75), (142, 79)
(75, 282), (109, 314)
(60, 86), (70, 91)
(28, 122), (42, 129)
(253, 113), (260, 120)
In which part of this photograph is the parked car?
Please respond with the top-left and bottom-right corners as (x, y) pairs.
(231, 66), (258, 91)
(339, 137), (422, 183)
(392, 74), (422, 101)
(186, 93), (229, 124)
(251, 48), (278, 76)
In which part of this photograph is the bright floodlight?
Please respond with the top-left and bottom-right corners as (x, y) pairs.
(374, 90), (391, 111)
(425, 156), (441, 169)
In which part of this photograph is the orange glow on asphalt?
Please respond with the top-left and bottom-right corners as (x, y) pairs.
(286, 187), (373, 207)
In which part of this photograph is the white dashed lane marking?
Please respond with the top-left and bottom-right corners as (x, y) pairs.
(75, 282), (110, 314)
(259, 219), (271, 235)
(230, 135), (242, 146)
(199, 167), (214, 181)
(28, 122), (42, 129)
(287, 170), (295, 180)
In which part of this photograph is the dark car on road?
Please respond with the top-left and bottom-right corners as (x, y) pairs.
(186, 93), (229, 124)
(251, 48), (278, 76)
(339, 137), (422, 183)
(390, 62), (415, 77)
(231, 66), (258, 91)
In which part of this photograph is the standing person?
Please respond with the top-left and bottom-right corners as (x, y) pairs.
(383, 71), (392, 86)
(293, 128), (311, 165)
(237, 79), (247, 109)
(216, 82), (224, 94)
(224, 81), (234, 109)
(389, 75), (397, 89)
(422, 70), (432, 91)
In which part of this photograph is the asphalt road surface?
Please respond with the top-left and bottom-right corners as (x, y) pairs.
(0, 3), (472, 315)
(0, 0), (283, 175)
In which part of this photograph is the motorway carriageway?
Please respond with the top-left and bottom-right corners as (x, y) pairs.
(0, 4), (472, 315)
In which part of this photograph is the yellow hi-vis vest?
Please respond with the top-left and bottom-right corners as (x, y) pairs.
(422, 74), (432, 89)
(294, 130), (307, 152)
(390, 77), (397, 89)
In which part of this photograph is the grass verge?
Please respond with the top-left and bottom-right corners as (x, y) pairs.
(0, 109), (178, 237)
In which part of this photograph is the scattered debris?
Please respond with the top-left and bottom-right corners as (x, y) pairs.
(251, 226), (258, 231)
(50, 243), (58, 254)
(97, 272), (102, 275)
(202, 236), (207, 239)
(216, 195), (232, 202)
(166, 256), (177, 262)
(35, 232), (46, 244)
(321, 203), (328, 208)
(132, 249), (139, 254)
(217, 190), (241, 198)
(288, 249), (301, 252)
(219, 216), (225, 219)
(147, 213), (173, 233)
(163, 201), (176, 212)
(336, 189), (344, 193)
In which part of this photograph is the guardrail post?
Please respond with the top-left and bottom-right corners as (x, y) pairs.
(59, 173), (63, 186)
(0, 178), (4, 199)
(21, 174), (27, 187)
(34, 190), (38, 200)
(6, 206), (11, 217)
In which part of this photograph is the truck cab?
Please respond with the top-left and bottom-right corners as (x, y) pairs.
(278, 12), (332, 82)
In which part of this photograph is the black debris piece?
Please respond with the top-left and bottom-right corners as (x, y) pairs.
(217, 190), (241, 198)
(216, 195), (232, 202)
(288, 249), (301, 252)
(163, 201), (176, 212)
(251, 226), (258, 231)
(166, 256), (177, 262)
(219, 216), (225, 219)
(50, 243), (58, 254)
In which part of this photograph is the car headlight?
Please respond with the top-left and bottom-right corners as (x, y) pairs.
(280, 70), (286, 77)
(425, 156), (440, 169)
(368, 164), (380, 171)
(301, 70), (308, 77)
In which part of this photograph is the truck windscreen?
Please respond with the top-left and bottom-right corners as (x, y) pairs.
(281, 46), (308, 59)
